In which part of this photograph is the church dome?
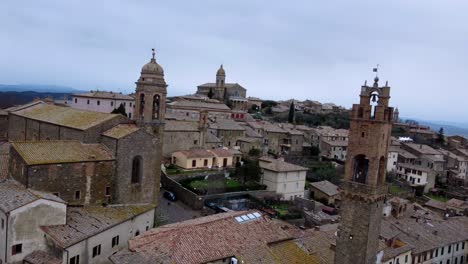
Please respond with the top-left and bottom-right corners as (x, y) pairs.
(141, 50), (164, 75)
(141, 58), (164, 75)
(216, 64), (225, 76)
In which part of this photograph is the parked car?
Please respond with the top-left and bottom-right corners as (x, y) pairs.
(163, 191), (177, 201)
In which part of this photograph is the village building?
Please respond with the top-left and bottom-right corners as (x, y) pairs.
(320, 139), (348, 161)
(109, 210), (317, 264)
(208, 119), (245, 148)
(259, 157), (308, 200)
(41, 205), (155, 264)
(246, 97), (262, 111)
(196, 65), (248, 111)
(309, 180), (340, 206)
(0, 180), (66, 264)
(70, 91), (135, 119)
(386, 144), (401, 172)
(9, 141), (114, 205)
(447, 135), (467, 149)
(166, 100), (232, 121)
(171, 149), (233, 169)
(163, 120), (203, 157)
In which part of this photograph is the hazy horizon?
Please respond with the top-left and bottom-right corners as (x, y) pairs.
(2, 0), (467, 122)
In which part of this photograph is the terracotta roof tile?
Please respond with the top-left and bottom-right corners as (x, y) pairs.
(11, 102), (122, 130)
(73, 91), (134, 100)
(0, 179), (65, 213)
(259, 157), (308, 172)
(24, 250), (62, 264)
(11, 140), (114, 165)
(42, 205), (155, 248)
(102, 124), (140, 139)
(164, 120), (199, 132)
(116, 210), (304, 264)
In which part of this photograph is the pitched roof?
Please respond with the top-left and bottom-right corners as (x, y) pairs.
(321, 139), (348, 147)
(41, 205), (155, 248)
(24, 250), (62, 264)
(102, 124), (140, 139)
(310, 180), (339, 196)
(112, 210), (304, 264)
(0, 179), (65, 213)
(11, 102), (122, 130)
(0, 154), (9, 180)
(198, 82), (246, 91)
(210, 120), (245, 131)
(173, 149), (215, 158)
(403, 143), (441, 156)
(381, 205), (468, 254)
(205, 132), (222, 143)
(11, 141), (114, 165)
(72, 91), (134, 100)
(259, 157), (308, 172)
(168, 100), (231, 111)
(209, 148), (233, 157)
(164, 120), (199, 132)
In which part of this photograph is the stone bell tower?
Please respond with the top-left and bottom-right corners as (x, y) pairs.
(215, 64), (226, 101)
(133, 49), (167, 203)
(334, 75), (394, 264)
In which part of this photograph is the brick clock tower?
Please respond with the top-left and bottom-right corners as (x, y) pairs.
(335, 75), (394, 264)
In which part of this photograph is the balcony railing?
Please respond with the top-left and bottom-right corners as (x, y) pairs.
(340, 180), (388, 197)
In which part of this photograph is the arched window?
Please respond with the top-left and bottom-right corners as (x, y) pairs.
(131, 156), (142, 184)
(352, 154), (369, 184)
(370, 91), (379, 119)
(153, 94), (160, 119)
(139, 94), (145, 120)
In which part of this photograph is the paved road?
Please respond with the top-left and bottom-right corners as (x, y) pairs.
(156, 189), (202, 225)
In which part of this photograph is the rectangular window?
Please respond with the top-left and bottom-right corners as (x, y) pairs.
(87, 100), (90, 105)
(74, 98), (77, 103)
(449, 245), (451, 253)
(435, 248), (438, 257)
(105, 186), (111, 196)
(70, 255), (80, 264)
(75, 191), (81, 200)
(97, 100), (100, 105)
(130, 103), (132, 107)
(11, 244), (22, 255)
(405, 255), (408, 263)
(204, 159), (208, 166)
(111, 101), (114, 106)
(111, 235), (119, 248)
(192, 160), (196, 168)
(128, 113), (131, 119)
(92, 244), (101, 257)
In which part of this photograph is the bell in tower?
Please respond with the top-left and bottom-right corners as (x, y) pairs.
(334, 72), (394, 264)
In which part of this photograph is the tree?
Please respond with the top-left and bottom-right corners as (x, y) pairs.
(436, 127), (445, 146)
(261, 100), (277, 109)
(207, 88), (214, 99)
(111, 103), (127, 117)
(248, 148), (261, 157)
(310, 146), (320, 156)
(288, 101), (295, 123)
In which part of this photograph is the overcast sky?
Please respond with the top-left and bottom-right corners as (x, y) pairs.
(1, 0), (467, 122)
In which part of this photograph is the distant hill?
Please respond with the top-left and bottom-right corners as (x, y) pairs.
(0, 84), (85, 93)
(0, 91), (72, 109)
(403, 117), (468, 138)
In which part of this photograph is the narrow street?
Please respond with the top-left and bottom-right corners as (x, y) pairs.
(156, 188), (203, 225)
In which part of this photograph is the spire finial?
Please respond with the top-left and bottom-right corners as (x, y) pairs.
(151, 48), (155, 60)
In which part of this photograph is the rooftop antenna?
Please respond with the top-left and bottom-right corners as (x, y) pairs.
(151, 48), (156, 60)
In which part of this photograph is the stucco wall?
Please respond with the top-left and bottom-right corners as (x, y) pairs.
(62, 208), (154, 264)
(8, 199), (66, 264)
(262, 170), (306, 200)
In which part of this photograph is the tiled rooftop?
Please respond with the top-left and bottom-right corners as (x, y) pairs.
(102, 124), (140, 139)
(168, 100), (231, 111)
(164, 120), (199, 132)
(259, 157), (308, 172)
(403, 143), (441, 156)
(210, 119), (245, 131)
(11, 140), (114, 165)
(11, 102), (122, 130)
(310, 180), (339, 197)
(0, 154), (8, 180)
(174, 149), (215, 158)
(0, 179), (65, 213)
(73, 91), (134, 100)
(23, 250), (62, 264)
(42, 205), (155, 248)
(112, 210), (305, 264)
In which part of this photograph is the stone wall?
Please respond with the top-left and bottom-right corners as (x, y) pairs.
(161, 174), (204, 209)
(0, 115), (8, 140)
(163, 130), (201, 157)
